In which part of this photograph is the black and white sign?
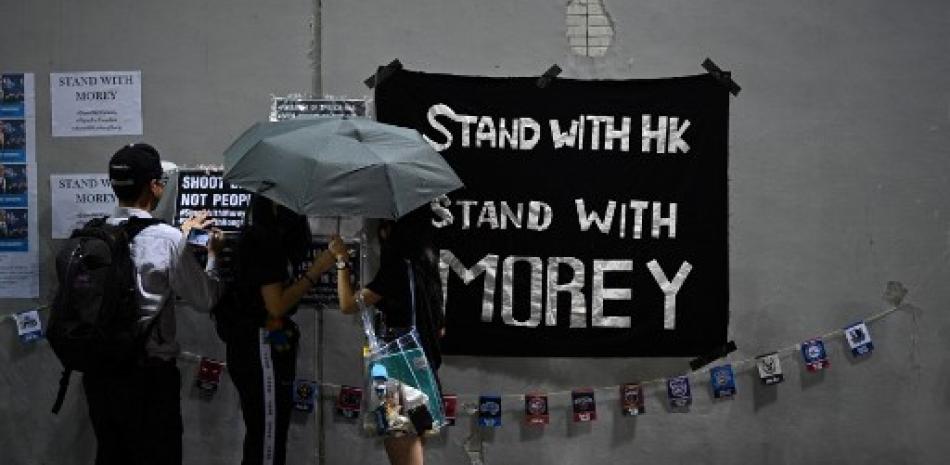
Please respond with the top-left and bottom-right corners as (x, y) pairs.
(376, 70), (729, 357)
(174, 169), (251, 231)
(270, 97), (367, 122)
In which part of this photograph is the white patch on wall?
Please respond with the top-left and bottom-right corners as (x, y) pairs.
(566, 0), (614, 57)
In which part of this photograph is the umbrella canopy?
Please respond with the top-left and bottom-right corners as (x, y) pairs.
(222, 118), (463, 218)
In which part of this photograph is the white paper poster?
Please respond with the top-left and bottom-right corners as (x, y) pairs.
(50, 173), (116, 239)
(0, 72), (39, 297)
(50, 71), (142, 137)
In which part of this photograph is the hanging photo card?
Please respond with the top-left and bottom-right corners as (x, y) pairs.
(14, 309), (43, 344)
(571, 388), (597, 422)
(710, 364), (737, 399)
(293, 379), (318, 412)
(524, 392), (550, 425)
(801, 338), (830, 372)
(756, 352), (784, 385)
(337, 385), (362, 419)
(478, 395), (502, 427)
(194, 357), (225, 397)
(667, 376), (692, 410)
(620, 383), (645, 416)
(442, 394), (458, 426)
(844, 321), (874, 357)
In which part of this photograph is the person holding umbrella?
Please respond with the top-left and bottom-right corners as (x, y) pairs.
(330, 208), (445, 465)
(222, 116), (463, 465)
(222, 194), (337, 465)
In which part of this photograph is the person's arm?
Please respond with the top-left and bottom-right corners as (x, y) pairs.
(260, 249), (336, 319)
(169, 229), (223, 312)
(329, 235), (381, 314)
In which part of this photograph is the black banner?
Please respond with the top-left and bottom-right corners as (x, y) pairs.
(376, 70), (729, 357)
(174, 169), (251, 231)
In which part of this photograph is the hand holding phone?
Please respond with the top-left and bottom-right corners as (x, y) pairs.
(186, 228), (210, 248)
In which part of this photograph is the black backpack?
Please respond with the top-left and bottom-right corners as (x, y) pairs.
(47, 216), (162, 414)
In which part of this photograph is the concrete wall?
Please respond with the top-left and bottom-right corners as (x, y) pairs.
(1, 0), (949, 464)
(321, 1), (950, 464)
(0, 1), (318, 464)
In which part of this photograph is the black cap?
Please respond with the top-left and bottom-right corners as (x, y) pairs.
(109, 143), (163, 192)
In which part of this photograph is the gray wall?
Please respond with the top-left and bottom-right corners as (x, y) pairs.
(2, 0), (949, 464)
(321, 1), (950, 465)
(0, 1), (318, 464)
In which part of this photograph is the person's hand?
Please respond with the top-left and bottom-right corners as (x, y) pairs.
(181, 210), (213, 236)
(311, 248), (335, 276)
(328, 234), (347, 260)
(207, 228), (224, 256)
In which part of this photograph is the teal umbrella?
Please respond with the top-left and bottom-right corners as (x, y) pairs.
(223, 118), (463, 218)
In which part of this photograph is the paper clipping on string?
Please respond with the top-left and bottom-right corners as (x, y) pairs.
(756, 352), (784, 385)
(524, 392), (549, 425)
(844, 321), (874, 357)
(15, 309), (43, 344)
(801, 338), (830, 372)
(710, 364), (737, 399)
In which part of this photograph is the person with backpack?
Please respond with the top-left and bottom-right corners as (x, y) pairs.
(49, 143), (224, 465)
(330, 208), (446, 465)
(219, 194), (337, 465)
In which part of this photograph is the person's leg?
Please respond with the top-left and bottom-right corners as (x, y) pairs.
(383, 436), (424, 465)
(272, 342), (297, 465)
(228, 343), (266, 465)
(134, 360), (182, 465)
(82, 373), (124, 465)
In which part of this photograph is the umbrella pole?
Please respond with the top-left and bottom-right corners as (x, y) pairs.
(335, 216), (341, 235)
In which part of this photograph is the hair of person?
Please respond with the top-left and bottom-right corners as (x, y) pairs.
(379, 206), (443, 307)
(243, 194), (312, 269)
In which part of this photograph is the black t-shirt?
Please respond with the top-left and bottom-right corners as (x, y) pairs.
(236, 226), (295, 324)
(366, 254), (444, 369)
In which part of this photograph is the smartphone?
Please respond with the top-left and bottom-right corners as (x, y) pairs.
(186, 228), (210, 248)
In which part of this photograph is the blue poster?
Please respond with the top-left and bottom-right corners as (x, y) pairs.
(0, 119), (27, 162)
(0, 74), (25, 118)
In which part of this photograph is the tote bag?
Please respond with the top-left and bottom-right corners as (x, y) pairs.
(359, 260), (445, 437)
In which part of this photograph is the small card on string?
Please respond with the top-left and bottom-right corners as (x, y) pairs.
(667, 376), (692, 410)
(710, 364), (737, 399)
(14, 310), (43, 344)
(195, 357), (225, 396)
(293, 379), (318, 412)
(478, 395), (502, 427)
(801, 338), (830, 372)
(756, 352), (784, 385)
(844, 321), (874, 357)
(337, 385), (362, 419)
(442, 394), (457, 426)
(620, 383), (644, 416)
(572, 388), (597, 422)
(524, 392), (549, 425)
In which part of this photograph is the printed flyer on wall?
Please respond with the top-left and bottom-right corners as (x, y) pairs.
(0, 72), (38, 297)
(50, 173), (116, 239)
(50, 71), (143, 137)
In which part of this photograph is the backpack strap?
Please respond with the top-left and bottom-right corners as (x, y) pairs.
(51, 369), (72, 414)
(123, 216), (164, 240)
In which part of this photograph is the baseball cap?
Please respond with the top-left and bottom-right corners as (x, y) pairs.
(109, 143), (163, 191)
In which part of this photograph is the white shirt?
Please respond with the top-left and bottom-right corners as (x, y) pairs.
(109, 207), (222, 360)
